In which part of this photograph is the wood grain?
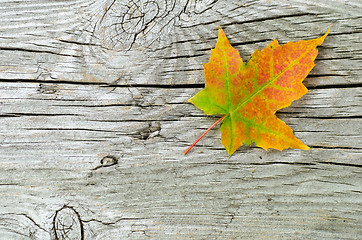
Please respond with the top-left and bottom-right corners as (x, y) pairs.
(0, 0), (361, 239)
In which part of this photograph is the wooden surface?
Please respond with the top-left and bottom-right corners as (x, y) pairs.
(0, 0), (361, 239)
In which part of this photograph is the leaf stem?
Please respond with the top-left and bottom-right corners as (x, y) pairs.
(184, 115), (226, 155)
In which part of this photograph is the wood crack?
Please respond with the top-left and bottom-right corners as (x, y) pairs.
(24, 128), (119, 133)
(0, 78), (205, 88)
(308, 83), (362, 89)
(278, 115), (362, 120)
(0, 113), (79, 117)
(310, 145), (362, 150)
(222, 13), (318, 26)
(57, 39), (101, 47)
(253, 161), (317, 166)
(317, 161), (362, 168)
(0, 46), (79, 57)
(159, 53), (204, 60)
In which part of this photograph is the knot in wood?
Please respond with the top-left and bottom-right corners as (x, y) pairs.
(52, 205), (84, 240)
(93, 0), (216, 50)
(100, 155), (118, 167)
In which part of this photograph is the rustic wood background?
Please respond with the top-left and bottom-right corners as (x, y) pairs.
(0, 0), (361, 239)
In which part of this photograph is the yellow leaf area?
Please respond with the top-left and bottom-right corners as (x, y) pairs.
(188, 27), (329, 156)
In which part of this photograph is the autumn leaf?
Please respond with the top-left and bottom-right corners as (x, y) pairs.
(185, 27), (329, 156)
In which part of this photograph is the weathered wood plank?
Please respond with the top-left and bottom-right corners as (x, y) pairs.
(0, 82), (360, 162)
(0, 0), (361, 239)
(0, 0), (361, 86)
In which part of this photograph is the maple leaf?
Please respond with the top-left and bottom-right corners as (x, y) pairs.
(185, 27), (329, 156)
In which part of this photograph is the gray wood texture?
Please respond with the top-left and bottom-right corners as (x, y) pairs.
(0, 0), (361, 239)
